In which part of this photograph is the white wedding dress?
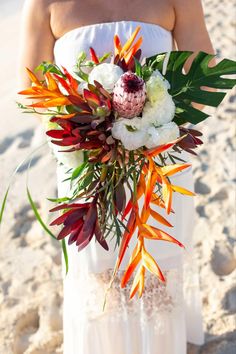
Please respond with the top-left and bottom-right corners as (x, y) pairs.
(54, 21), (204, 354)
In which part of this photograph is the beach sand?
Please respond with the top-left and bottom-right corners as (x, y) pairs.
(0, 1), (235, 353)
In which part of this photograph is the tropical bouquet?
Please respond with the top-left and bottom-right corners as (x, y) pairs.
(1, 26), (235, 303)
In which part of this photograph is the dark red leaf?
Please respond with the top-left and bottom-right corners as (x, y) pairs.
(94, 220), (109, 251)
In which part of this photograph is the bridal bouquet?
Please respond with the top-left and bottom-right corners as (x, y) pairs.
(2, 26), (235, 301)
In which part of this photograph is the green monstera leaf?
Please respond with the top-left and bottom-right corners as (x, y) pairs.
(145, 51), (236, 125)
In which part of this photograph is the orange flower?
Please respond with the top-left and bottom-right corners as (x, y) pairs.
(114, 26), (143, 65)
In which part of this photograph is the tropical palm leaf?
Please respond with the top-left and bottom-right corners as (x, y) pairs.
(146, 51), (236, 125)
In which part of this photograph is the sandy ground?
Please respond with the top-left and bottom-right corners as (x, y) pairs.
(0, 1), (235, 353)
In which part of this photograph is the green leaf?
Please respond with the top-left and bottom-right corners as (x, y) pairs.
(71, 162), (88, 181)
(99, 52), (112, 63)
(47, 196), (71, 203)
(0, 143), (47, 229)
(134, 57), (142, 77)
(35, 61), (65, 76)
(173, 100), (209, 125)
(27, 187), (57, 240)
(61, 239), (69, 274)
(0, 187), (10, 225)
(146, 51), (236, 125)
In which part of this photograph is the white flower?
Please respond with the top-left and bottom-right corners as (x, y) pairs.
(88, 63), (123, 92)
(145, 122), (180, 149)
(147, 70), (170, 100)
(111, 118), (148, 150)
(42, 117), (84, 168)
(142, 94), (176, 126)
(139, 69), (175, 127)
(48, 140), (84, 168)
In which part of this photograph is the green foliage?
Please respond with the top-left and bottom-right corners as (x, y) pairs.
(35, 61), (65, 77)
(146, 51), (236, 125)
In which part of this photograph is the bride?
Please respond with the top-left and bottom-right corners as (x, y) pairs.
(18, 1), (215, 353)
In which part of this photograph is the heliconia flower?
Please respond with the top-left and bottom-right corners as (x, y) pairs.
(114, 26), (143, 67)
(112, 71), (146, 118)
(88, 63), (123, 93)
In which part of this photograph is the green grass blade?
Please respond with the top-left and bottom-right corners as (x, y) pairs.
(0, 187), (10, 225)
(27, 187), (56, 240)
(61, 239), (69, 274)
(0, 143), (47, 229)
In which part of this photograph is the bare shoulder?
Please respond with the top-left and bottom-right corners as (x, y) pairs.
(22, 0), (53, 18)
(171, 0), (205, 22)
(171, 0), (204, 10)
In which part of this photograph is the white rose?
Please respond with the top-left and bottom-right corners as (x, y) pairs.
(88, 63), (123, 92)
(145, 122), (180, 149)
(111, 118), (148, 150)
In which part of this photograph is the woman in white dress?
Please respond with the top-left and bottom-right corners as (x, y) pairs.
(18, 1), (215, 353)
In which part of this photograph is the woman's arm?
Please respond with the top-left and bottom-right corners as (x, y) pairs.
(17, 0), (55, 89)
(173, 0), (215, 61)
(172, 0), (216, 110)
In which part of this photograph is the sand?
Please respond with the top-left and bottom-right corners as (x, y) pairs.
(0, 0), (235, 353)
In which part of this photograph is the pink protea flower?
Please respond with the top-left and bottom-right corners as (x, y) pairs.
(112, 71), (146, 118)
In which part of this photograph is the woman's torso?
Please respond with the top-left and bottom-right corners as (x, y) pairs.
(49, 0), (175, 40)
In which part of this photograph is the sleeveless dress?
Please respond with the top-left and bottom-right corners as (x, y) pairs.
(54, 21), (205, 354)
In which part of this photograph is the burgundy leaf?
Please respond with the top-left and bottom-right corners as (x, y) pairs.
(50, 209), (74, 226)
(57, 219), (84, 240)
(115, 182), (126, 214)
(94, 220), (109, 251)
(68, 221), (84, 245)
(64, 208), (87, 226)
(76, 202), (97, 247)
(49, 203), (90, 213)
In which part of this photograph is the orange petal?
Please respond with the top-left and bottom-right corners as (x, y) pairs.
(140, 205), (151, 224)
(144, 135), (187, 158)
(171, 184), (195, 196)
(162, 177), (172, 214)
(129, 265), (143, 299)
(114, 35), (122, 56)
(45, 72), (59, 92)
(140, 224), (184, 248)
(62, 66), (79, 92)
(120, 26), (141, 57)
(123, 37), (143, 64)
(55, 113), (76, 119)
(142, 248), (165, 282)
(121, 250), (141, 288)
(161, 163), (191, 177)
(28, 97), (71, 108)
(149, 208), (173, 227)
(115, 207), (138, 272)
(138, 266), (145, 298)
(26, 67), (41, 85)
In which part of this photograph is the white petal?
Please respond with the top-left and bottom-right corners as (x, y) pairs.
(88, 63), (123, 92)
(145, 122), (179, 149)
(111, 120), (147, 150)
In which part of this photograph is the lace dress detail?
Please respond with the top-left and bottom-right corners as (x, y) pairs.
(66, 267), (184, 333)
